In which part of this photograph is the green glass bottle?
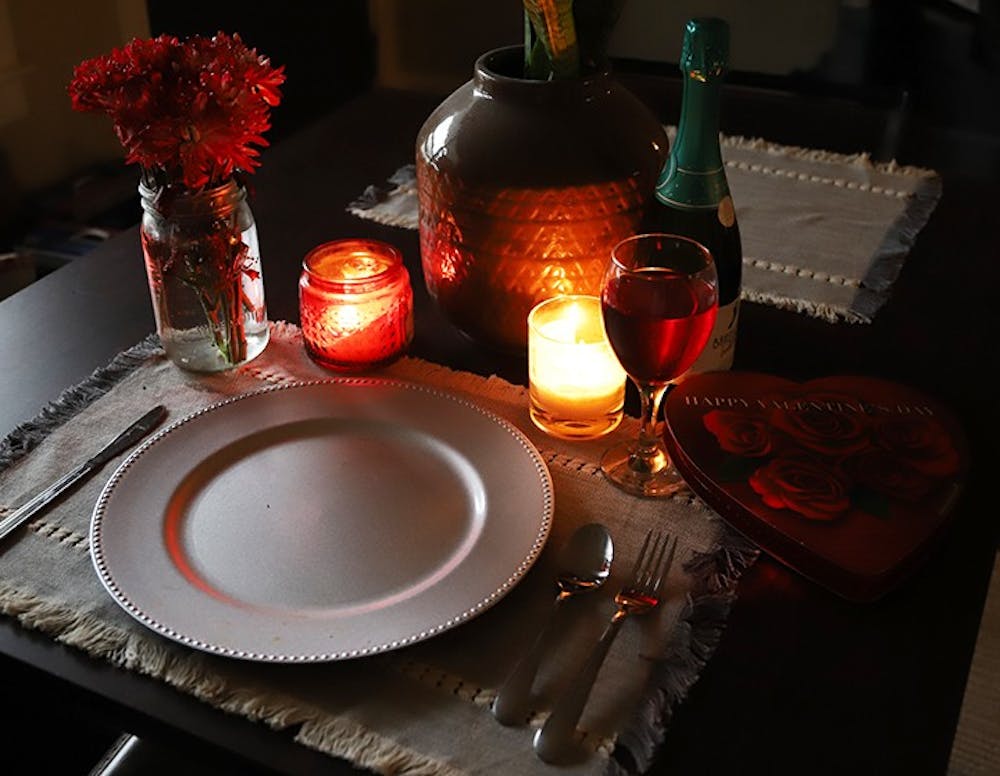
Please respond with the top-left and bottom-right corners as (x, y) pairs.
(642, 17), (742, 373)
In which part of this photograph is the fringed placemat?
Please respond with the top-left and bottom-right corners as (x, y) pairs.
(349, 129), (941, 325)
(0, 323), (757, 775)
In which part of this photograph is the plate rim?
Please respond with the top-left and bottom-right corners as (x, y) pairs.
(90, 377), (553, 662)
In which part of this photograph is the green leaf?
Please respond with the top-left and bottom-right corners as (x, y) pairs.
(523, 17), (552, 80)
(523, 0), (580, 79)
(524, 12), (535, 74)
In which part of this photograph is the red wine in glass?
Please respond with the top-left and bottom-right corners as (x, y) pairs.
(602, 268), (717, 383)
(600, 234), (718, 497)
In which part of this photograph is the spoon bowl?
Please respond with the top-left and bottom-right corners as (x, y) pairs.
(555, 523), (614, 596)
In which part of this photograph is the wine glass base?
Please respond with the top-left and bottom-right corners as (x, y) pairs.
(600, 440), (688, 498)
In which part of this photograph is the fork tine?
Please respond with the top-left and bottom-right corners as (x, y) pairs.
(640, 532), (666, 590)
(631, 530), (665, 591)
(630, 529), (654, 582)
(652, 535), (678, 594)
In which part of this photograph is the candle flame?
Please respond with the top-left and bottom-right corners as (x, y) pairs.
(309, 247), (393, 281)
(537, 298), (605, 345)
(327, 304), (363, 334)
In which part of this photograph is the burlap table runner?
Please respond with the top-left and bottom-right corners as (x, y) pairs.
(349, 129), (941, 324)
(0, 322), (756, 775)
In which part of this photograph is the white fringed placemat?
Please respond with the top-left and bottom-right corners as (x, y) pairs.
(349, 128), (941, 324)
(0, 323), (757, 776)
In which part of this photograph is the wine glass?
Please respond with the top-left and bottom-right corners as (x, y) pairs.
(600, 233), (719, 497)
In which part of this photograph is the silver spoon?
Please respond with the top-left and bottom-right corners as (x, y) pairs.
(491, 522), (613, 726)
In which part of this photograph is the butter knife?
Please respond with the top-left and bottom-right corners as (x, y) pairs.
(0, 405), (167, 543)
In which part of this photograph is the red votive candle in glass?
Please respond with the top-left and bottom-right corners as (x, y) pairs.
(299, 239), (414, 370)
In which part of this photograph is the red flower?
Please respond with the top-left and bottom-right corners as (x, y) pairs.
(703, 409), (774, 457)
(68, 32), (285, 189)
(872, 415), (961, 478)
(749, 456), (851, 521)
(768, 392), (872, 460)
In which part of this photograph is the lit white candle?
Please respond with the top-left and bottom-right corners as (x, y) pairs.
(528, 295), (626, 440)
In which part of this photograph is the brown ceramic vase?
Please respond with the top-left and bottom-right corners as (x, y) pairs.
(416, 46), (668, 352)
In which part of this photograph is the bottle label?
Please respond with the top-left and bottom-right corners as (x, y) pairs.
(718, 195), (735, 227)
(655, 158), (731, 210)
(683, 297), (739, 376)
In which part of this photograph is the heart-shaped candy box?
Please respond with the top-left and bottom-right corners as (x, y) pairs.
(663, 373), (968, 602)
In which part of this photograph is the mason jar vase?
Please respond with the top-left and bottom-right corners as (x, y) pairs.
(139, 179), (269, 372)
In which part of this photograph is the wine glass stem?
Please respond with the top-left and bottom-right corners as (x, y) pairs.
(633, 382), (670, 469)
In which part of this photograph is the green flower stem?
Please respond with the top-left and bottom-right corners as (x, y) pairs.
(197, 277), (248, 365)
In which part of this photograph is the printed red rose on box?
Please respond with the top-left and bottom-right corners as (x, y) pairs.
(748, 456), (851, 521)
(700, 386), (960, 523)
(662, 373), (969, 601)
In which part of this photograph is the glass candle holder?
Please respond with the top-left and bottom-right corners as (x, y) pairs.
(528, 295), (627, 440)
(299, 239), (414, 371)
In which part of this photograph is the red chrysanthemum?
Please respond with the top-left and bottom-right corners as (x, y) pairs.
(68, 32), (285, 189)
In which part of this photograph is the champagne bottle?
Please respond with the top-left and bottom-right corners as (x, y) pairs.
(642, 17), (741, 373)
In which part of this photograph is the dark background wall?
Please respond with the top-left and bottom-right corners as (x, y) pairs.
(1, 0), (997, 300)
(145, 1), (377, 144)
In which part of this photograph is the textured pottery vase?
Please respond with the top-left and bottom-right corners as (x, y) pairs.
(416, 46), (668, 351)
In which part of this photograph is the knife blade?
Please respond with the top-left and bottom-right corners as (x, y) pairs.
(0, 405), (167, 543)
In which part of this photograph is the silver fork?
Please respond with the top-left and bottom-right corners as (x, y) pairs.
(533, 529), (677, 764)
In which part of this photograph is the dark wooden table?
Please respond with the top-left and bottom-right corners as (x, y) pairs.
(0, 77), (996, 775)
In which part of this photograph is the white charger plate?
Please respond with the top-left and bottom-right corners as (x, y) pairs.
(91, 379), (553, 662)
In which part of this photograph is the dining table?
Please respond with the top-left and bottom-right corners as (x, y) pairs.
(0, 70), (996, 776)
